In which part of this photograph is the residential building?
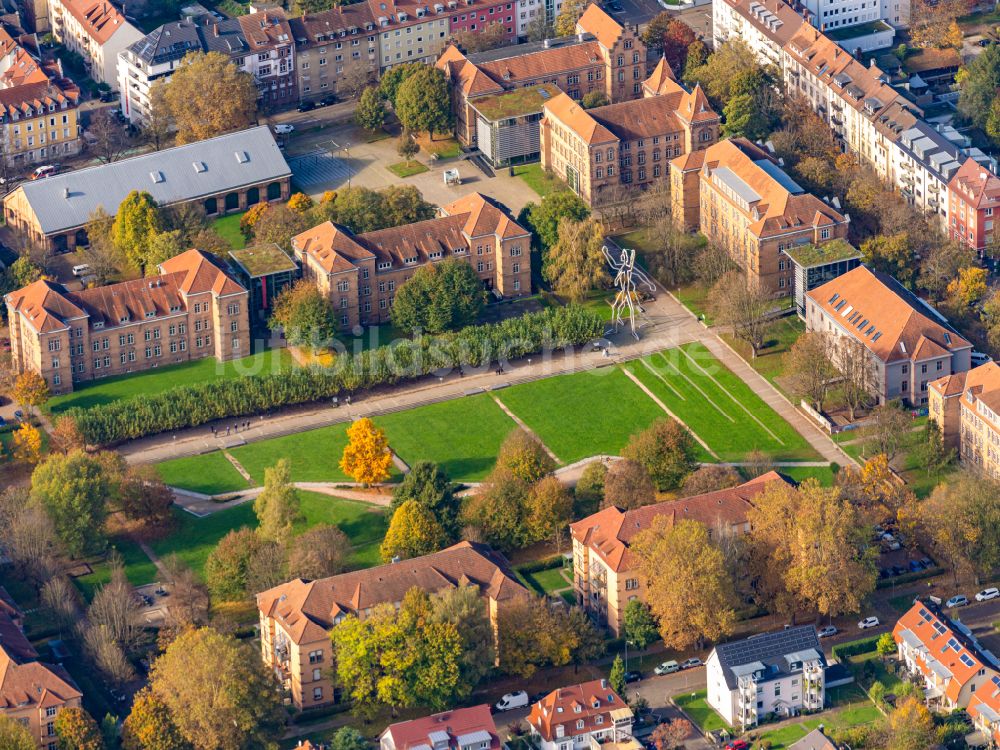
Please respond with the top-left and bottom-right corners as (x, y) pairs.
(4, 249), (250, 395)
(437, 3), (646, 148)
(373, 0), (452, 71)
(292, 192), (531, 330)
(18, 0), (49, 33)
(781, 238), (862, 317)
(527, 679), (638, 750)
(289, 4), (378, 102)
(0, 54), (81, 168)
(448, 0), (517, 45)
(515, 0), (563, 39)
(0, 603), (83, 750)
(788, 728), (837, 750)
(228, 244), (298, 326)
(948, 157), (1000, 255)
(237, 9), (298, 110)
(49, 0), (144, 85)
(569, 472), (790, 635)
(928, 361), (1000, 476)
(968, 677), (1000, 749)
(540, 66), (719, 207)
(706, 626), (826, 730)
(893, 600), (999, 710)
(3, 125), (291, 253)
(670, 138), (849, 295)
(257, 541), (528, 710)
(380, 705), (504, 750)
(805, 265), (972, 405)
(712, 0), (995, 232)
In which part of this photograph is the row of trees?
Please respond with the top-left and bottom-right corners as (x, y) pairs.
(68, 304), (605, 445)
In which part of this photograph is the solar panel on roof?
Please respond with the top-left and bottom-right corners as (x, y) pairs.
(991, 675), (1000, 688)
(919, 608), (932, 621)
(961, 653), (975, 667)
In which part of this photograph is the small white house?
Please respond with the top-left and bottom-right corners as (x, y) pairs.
(706, 626), (826, 730)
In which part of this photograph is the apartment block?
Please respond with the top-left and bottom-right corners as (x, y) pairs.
(806, 265), (972, 406)
(448, 0), (517, 44)
(706, 627), (826, 730)
(49, 0), (143, 85)
(527, 680), (638, 750)
(929, 361), (1000, 478)
(438, 3), (646, 148)
(540, 62), (718, 206)
(380, 705), (503, 750)
(893, 600), (999, 710)
(948, 157), (1000, 255)
(570, 472), (789, 635)
(257, 542), (527, 710)
(289, 4), (379, 101)
(237, 9), (298, 110)
(4, 250), (250, 395)
(670, 138), (849, 295)
(292, 192), (531, 330)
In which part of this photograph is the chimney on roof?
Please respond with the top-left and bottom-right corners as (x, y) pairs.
(543, 38), (551, 47)
(213, 23), (219, 36)
(577, 31), (584, 42)
(869, 58), (876, 68)
(63, 187), (69, 199)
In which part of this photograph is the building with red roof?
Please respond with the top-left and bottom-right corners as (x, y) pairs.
(929, 361), (1000, 475)
(892, 600), (999, 710)
(569, 471), (790, 635)
(380, 705), (503, 750)
(49, 0), (142, 85)
(527, 679), (638, 750)
(4, 249), (249, 394)
(968, 676), (1000, 748)
(948, 157), (1000, 255)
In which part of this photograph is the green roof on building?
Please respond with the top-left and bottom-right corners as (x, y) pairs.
(470, 84), (561, 121)
(229, 243), (297, 278)
(783, 239), (861, 268)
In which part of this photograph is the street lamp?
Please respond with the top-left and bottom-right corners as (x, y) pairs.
(342, 142), (352, 189)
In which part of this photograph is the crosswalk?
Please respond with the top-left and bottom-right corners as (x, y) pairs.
(288, 151), (352, 190)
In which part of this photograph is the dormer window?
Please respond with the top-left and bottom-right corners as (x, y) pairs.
(576, 720), (585, 730)
(574, 705), (582, 714)
(378, 261), (392, 270)
(592, 700), (599, 709)
(119, 316), (129, 324)
(595, 716), (603, 725)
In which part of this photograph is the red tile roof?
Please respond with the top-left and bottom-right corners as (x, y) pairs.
(382, 705), (501, 750)
(576, 3), (622, 49)
(969, 678), (1000, 747)
(527, 679), (629, 742)
(930, 362), (1000, 422)
(56, 0), (133, 44)
(950, 157), (1000, 210)
(570, 472), (789, 573)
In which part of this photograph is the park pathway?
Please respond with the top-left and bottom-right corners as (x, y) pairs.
(490, 395), (561, 464)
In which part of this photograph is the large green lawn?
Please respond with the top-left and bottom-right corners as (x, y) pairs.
(74, 537), (160, 601)
(227, 423), (356, 486)
(156, 451), (250, 495)
(149, 491), (388, 579)
(48, 348), (292, 413)
(499, 367), (667, 463)
(623, 345), (819, 461)
(675, 691), (730, 733)
(512, 163), (567, 197)
(377, 394), (516, 481)
(211, 211), (247, 250)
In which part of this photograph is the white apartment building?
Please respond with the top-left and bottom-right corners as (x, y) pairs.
(706, 626), (826, 730)
(376, 11), (450, 70)
(515, 0), (563, 39)
(50, 0), (143, 85)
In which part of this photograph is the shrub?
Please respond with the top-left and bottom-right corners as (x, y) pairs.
(69, 305), (604, 445)
(832, 635), (881, 662)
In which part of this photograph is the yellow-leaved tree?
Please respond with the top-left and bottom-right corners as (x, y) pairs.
(11, 423), (42, 464)
(340, 417), (393, 485)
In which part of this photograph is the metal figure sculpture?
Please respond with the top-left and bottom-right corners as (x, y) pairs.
(602, 244), (655, 339)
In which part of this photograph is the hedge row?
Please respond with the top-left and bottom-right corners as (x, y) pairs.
(70, 305), (605, 446)
(831, 634), (881, 662)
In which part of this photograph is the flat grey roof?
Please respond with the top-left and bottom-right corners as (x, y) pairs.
(14, 126), (291, 236)
(712, 166), (761, 205)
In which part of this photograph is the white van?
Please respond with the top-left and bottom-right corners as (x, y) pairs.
(494, 691), (529, 712)
(31, 165), (56, 179)
(72, 264), (91, 277)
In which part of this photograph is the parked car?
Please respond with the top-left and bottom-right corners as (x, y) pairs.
(680, 658), (703, 670)
(297, 100), (316, 112)
(623, 670), (642, 684)
(817, 625), (838, 638)
(273, 124), (295, 134)
(654, 660), (680, 675)
(945, 595), (969, 608)
(909, 559), (925, 572)
(495, 691), (529, 712)
(72, 263), (91, 277)
(320, 94), (338, 106)
(976, 587), (1000, 602)
(725, 742), (750, 750)
(919, 557), (934, 569)
(30, 165), (56, 179)
(858, 617), (880, 630)
(13, 410), (23, 421)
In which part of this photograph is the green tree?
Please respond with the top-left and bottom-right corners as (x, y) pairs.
(253, 458), (302, 543)
(379, 62), (423, 107)
(161, 51), (257, 144)
(682, 40), (708, 82)
(721, 68), (779, 141)
(380, 499), (448, 561)
(496, 428), (556, 483)
(554, 0), (587, 35)
(957, 44), (1000, 136)
(395, 66), (452, 140)
(143, 230), (185, 270)
(330, 727), (369, 750)
(580, 91), (609, 108)
(496, 596), (604, 677)
(860, 232), (914, 288)
(919, 472), (1000, 583)
(520, 191), (590, 252)
(463, 467), (531, 551)
(397, 128), (419, 160)
(204, 527), (265, 601)
(150, 627), (284, 750)
(30, 449), (117, 557)
(641, 14), (697, 72)
(355, 86), (387, 132)
(603, 459), (655, 509)
(269, 279), (337, 350)
(527, 475), (573, 549)
(623, 599), (658, 649)
(391, 462), (460, 540)
(609, 654), (626, 696)
(122, 688), (190, 750)
(545, 217), (610, 302)
(622, 418), (699, 491)
(391, 259), (484, 334)
(430, 585), (495, 688)
(251, 202), (308, 249)
(112, 190), (162, 272)
(55, 707), (105, 750)
(574, 460), (606, 517)
(876, 632), (896, 657)
(0, 715), (37, 750)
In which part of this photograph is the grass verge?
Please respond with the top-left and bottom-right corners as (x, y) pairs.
(388, 160), (429, 178)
